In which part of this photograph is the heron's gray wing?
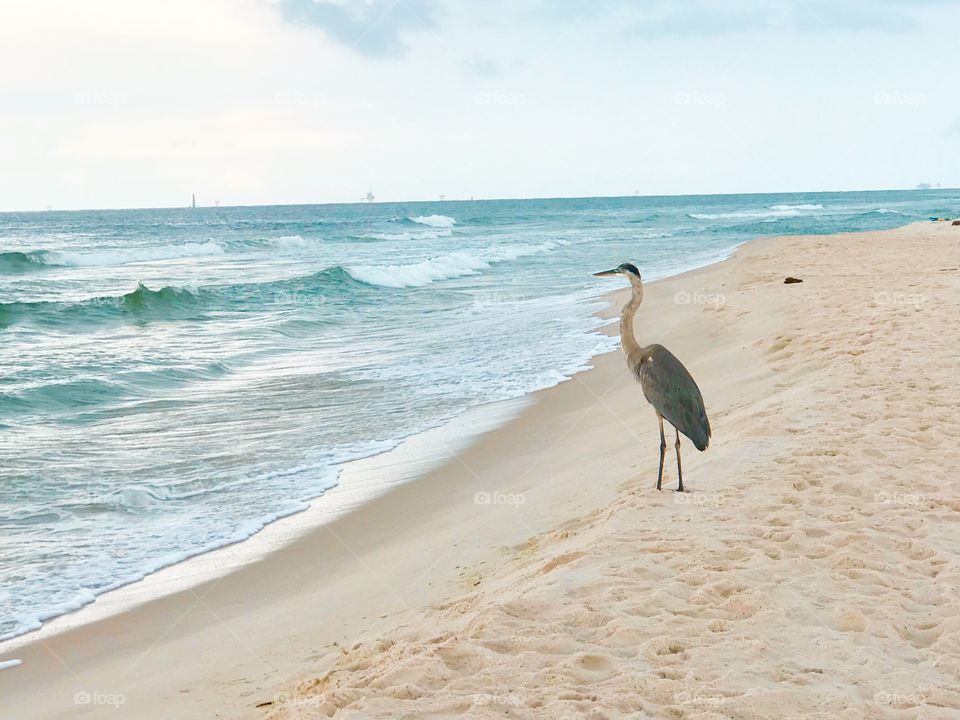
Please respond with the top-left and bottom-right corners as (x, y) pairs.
(637, 344), (711, 451)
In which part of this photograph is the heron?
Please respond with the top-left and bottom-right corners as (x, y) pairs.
(594, 263), (711, 492)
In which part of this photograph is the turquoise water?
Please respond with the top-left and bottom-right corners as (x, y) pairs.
(0, 189), (956, 640)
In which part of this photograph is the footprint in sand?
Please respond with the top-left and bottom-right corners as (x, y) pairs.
(568, 652), (618, 682)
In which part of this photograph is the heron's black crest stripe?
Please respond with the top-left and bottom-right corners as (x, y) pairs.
(620, 262), (640, 277)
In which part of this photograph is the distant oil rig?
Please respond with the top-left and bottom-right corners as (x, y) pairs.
(189, 194), (219, 208)
(361, 187), (375, 202)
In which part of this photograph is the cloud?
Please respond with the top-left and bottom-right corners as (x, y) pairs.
(532, 0), (951, 38)
(462, 55), (502, 78)
(276, 0), (437, 57)
(625, 1), (932, 37)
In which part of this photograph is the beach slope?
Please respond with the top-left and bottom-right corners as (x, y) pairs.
(3, 223), (959, 719)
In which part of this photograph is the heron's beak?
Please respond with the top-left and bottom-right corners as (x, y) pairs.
(594, 268), (620, 277)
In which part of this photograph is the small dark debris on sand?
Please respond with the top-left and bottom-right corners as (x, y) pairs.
(784, 277), (803, 284)
(952, 219), (960, 226)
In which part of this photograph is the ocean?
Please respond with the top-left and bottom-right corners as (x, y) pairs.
(1, 189), (956, 641)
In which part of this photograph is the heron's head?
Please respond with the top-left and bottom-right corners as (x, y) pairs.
(594, 262), (641, 282)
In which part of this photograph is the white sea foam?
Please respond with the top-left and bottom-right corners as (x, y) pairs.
(410, 214), (457, 228)
(347, 252), (488, 287)
(46, 242), (225, 267)
(769, 203), (824, 211)
(0, 659), (22, 671)
(690, 208), (801, 220)
(365, 229), (453, 241)
(0, 467), (341, 643)
(268, 234), (314, 250)
(346, 242), (557, 288)
(690, 203), (824, 220)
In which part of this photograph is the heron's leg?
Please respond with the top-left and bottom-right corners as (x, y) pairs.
(675, 427), (684, 493)
(656, 415), (667, 491)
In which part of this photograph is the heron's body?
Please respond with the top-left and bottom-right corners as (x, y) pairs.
(596, 262), (711, 490)
(633, 344), (711, 452)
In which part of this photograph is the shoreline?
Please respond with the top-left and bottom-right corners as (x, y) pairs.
(0, 395), (534, 652)
(0, 240), (737, 653)
(5, 221), (959, 719)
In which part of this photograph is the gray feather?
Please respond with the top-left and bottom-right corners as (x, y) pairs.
(635, 344), (711, 451)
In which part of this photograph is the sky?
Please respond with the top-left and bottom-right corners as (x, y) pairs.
(1, 0), (958, 210)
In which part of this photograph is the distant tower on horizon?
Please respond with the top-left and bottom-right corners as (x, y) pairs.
(191, 193), (196, 208)
(362, 187), (375, 202)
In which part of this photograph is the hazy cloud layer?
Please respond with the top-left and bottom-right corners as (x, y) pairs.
(276, 0), (437, 57)
(537, 0), (952, 37)
(1, 0), (957, 209)
(462, 55), (502, 78)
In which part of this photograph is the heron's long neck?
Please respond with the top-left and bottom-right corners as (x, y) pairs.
(620, 281), (643, 358)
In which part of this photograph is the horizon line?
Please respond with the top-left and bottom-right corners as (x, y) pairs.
(2, 185), (955, 215)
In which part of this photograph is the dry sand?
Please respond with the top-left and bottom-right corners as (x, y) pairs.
(2, 223), (959, 719)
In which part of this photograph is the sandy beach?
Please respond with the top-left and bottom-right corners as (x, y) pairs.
(3, 222), (959, 719)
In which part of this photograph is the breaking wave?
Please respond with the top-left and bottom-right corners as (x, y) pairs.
(363, 229), (454, 241)
(690, 207), (812, 220)
(409, 214), (457, 228)
(0, 243), (225, 271)
(345, 242), (557, 288)
(0, 283), (205, 330)
(0, 250), (61, 273)
(768, 203), (824, 211)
